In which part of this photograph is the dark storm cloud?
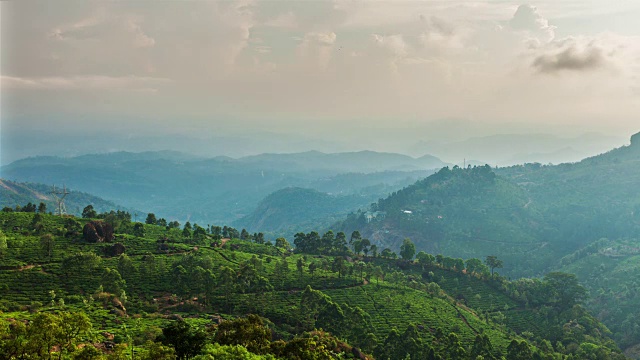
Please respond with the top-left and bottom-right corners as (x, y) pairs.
(533, 44), (606, 73)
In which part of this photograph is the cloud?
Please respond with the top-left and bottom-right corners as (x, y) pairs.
(2, 75), (170, 91)
(533, 43), (606, 73)
(49, 9), (155, 49)
(509, 4), (555, 41)
(296, 32), (337, 70)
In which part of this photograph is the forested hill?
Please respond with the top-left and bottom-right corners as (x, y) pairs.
(0, 211), (626, 359)
(233, 187), (377, 239)
(338, 132), (640, 276)
(336, 131), (640, 356)
(0, 179), (135, 216)
(337, 165), (553, 276)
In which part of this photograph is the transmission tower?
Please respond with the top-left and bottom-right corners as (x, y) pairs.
(50, 185), (70, 216)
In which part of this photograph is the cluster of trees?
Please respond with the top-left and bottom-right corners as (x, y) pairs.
(0, 311), (93, 359)
(503, 272), (587, 311)
(2, 202), (48, 214)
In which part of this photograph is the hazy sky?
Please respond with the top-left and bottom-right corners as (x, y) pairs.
(1, 1), (640, 159)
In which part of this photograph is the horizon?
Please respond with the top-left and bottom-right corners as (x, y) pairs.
(2, 1), (640, 166)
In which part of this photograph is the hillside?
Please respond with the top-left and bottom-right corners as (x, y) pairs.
(1, 151), (440, 225)
(0, 211), (625, 359)
(336, 131), (640, 355)
(337, 165), (554, 276)
(234, 187), (378, 239)
(0, 179), (136, 216)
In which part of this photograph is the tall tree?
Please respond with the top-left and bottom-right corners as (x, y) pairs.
(145, 213), (157, 225)
(159, 320), (207, 360)
(544, 272), (587, 310)
(82, 205), (97, 219)
(400, 238), (416, 261)
(485, 255), (503, 275)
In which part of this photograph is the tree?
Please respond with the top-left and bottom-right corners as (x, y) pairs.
(275, 237), (291, 249)
(361, 238), (371, 256)
(350, 231), (361, 245)
(416, 251), (435, 268)
(102, 268), (126, 294)
(381, 248), (396, 259)
(82, 205), (97, 219)
(332, 257), (347, 278)
(0, 230), (8, 259)
(353, 239), (364, 255)
(240, 229), (250, 240)
(308, 262), (317, 278)
(400, 238), (415, 261)
(192, 225), (207, 243)
(133, 222), (145, 237)
(465, 258), (483, 274)
(142, 341), (177, 360)
(40, 233), (55, 261)
(543, 272), (587, 310)
(485, 255), (503, 275)
(219, 266), (237, 311)
(506, 340), (532, 360)
(159, 320), (207, 360)
(296, 258), (305, 280)
(117, 254), (137, 280)
(370, 244), (378, 258)
(334, 232), (348, 254)
(213, 315), (272, 355)
(145, 213), (157, 225)
(37, 202), (47, 214)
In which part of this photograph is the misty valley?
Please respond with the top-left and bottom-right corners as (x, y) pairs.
(0, 133), (638, 359)
(3, 0), (640, 358)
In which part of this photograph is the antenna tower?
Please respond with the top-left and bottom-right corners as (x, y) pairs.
(50, 185), (70, 216)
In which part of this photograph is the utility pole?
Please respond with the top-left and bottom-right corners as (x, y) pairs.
(50, 185), (69, 216)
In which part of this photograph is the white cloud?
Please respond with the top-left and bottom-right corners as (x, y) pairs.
(509, 4), (555, 42)
(2, 75), (170, 91)
(296, 32), (337, 70)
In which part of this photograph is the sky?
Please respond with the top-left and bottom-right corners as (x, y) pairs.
(1, 1), (640, 164)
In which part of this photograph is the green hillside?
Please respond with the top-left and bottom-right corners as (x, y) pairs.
(234, 187), (378, 239)
(0, 211), (625, 359)
(335, 132), (640, 356)
(0, 179), (137, 216)
(337, 165), (555, 276)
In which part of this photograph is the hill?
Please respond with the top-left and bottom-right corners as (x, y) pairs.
(0, 179), (136, 216)
(233, 187), (377, 239)
(0, 211), (625, 359)
(336, 131), (640, 355)
(1, 151), (442, 225)
(337, 165), (554, 276)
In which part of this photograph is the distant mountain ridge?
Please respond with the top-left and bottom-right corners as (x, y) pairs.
(1, 150), (444, 224)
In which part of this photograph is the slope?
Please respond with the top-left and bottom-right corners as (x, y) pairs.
(0, 179), (135, 216)
(0, 211), (625, 359)
(234, 187), (377, 239)
(337, 165), (554, 276)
